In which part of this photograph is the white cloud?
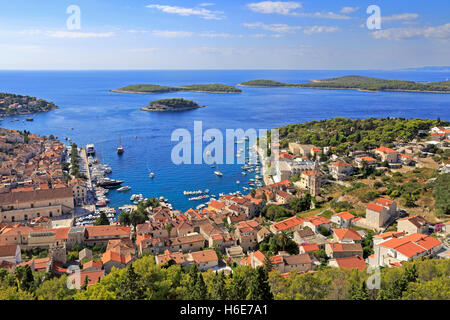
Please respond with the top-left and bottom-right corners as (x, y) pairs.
(303, 26), (339, 35)
(127, 48), (159, 53)
(199, 32), (243, 38)
(296, 11), (351, 20)
(146, 4), (224, 20)
(188, 46), (253, 55)
(340, 6), (359, 14)
(198, 3), (215, 7)
(47, 31), (115, 38)
(247, 1), (302, 15)
(372, 23), (450, 41)
(152, 30), (194, 38)
(127, 29), (149, 33)
(382, 13), (419, 22)
(243, 22), (301, 33)
(247, 1), (351, 19)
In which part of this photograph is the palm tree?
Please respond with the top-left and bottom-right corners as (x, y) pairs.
(165, 223), (173, 239)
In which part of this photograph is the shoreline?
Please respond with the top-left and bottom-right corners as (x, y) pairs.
(236, 84), (450, 94)
(110, 89), (242, 94)
(140, 105), (206, 112)
(0, 106), (59, 118)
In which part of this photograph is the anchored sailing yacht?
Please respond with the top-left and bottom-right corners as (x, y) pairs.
(117, 136), (124, 155)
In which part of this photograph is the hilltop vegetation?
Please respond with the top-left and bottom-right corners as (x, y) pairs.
(239, 76), (450, 93)
(301, 75), (450, 92)
(239, 79), (295, 87)
(432, 80), (450, 87)
(141, 98), (203, 112)
(278, 117), (449, 151)
(112, 83), (242, 93)
(1, 254), (448, 300)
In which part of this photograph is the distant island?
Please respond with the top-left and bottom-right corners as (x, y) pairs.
(0, 92), (58, 117)
(140, 98), (205, 112)
(400, 66), (450, 72)
(239, 75), (450, 93)
(112, 83), (242, 94)
(238, 79), (296, 87)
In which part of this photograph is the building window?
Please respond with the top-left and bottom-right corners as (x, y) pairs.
(37, 213), (40, 217)
(24, 214), (28, 220)
(11, 216), (15, 222)
(49, 212), (53, 217)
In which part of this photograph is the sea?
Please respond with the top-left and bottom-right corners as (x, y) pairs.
(0, 70), (449, 212)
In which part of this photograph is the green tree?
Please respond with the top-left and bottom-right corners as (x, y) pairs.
(116, 264), (144, 300)
(378, 264), (418, 300)
(210, 272), (227, 300)
(35, 275), (76, 300)
(94, 211), (110, 226)
(118, 211), (131, 226)
(195, 273), (208, 300)
(247, 267), (273, 300)
(349, 281), (370, 300)
(165, 223), (173, 239)
(20, 265), (35, 292)
(130, 210), (146, 229)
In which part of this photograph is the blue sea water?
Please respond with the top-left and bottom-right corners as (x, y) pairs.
(0, 70), (449, 211)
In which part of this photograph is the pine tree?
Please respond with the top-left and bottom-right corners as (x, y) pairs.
(210, 272), (227, 300)
(186, 265), (199, 300)
(117, 264), (144, 300)
(94, 211), (110, 226)
(228, 272), (247, 300)
(195, 273), (208, 300)
(349, 281), (370, 300)
(247, 267), (273, 300)
(20, 265), (35, 292)
(263, 255), (273, 273)
(378, 264), (418, 300)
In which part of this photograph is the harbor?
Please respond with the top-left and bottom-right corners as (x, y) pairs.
(71, 136), (267, 222)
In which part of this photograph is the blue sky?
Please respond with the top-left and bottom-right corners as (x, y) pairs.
(0, 0), (449, 69)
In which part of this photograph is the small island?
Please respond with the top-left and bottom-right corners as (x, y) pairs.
(238, 79), (296, 87)
(0, 92), (58, 117)
(238, 75), (450, 93)
(140, 98), (205, 112)
(112, 83), (242, 94)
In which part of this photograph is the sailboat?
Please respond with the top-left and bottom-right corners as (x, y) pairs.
(117, 136), (124, 155)
(214, 163), (223, 177)
(146, 160), (155, 179)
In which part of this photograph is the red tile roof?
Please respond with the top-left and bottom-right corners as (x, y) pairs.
(366, 202), (384, 213)
(271, 216), (304, 232)
(300, 244), (320, 252)
(305, 216), (330, 226)
(334, 211), (355, 221)
(375, 198), (394, 207)
(335, 256), (366, 271)
(332, 160), (351, 167)
(332, 228), (362, 241)
(377, 146), (397, 154)
(83, 260), (103, 270)
(190, 249), (218, 264)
